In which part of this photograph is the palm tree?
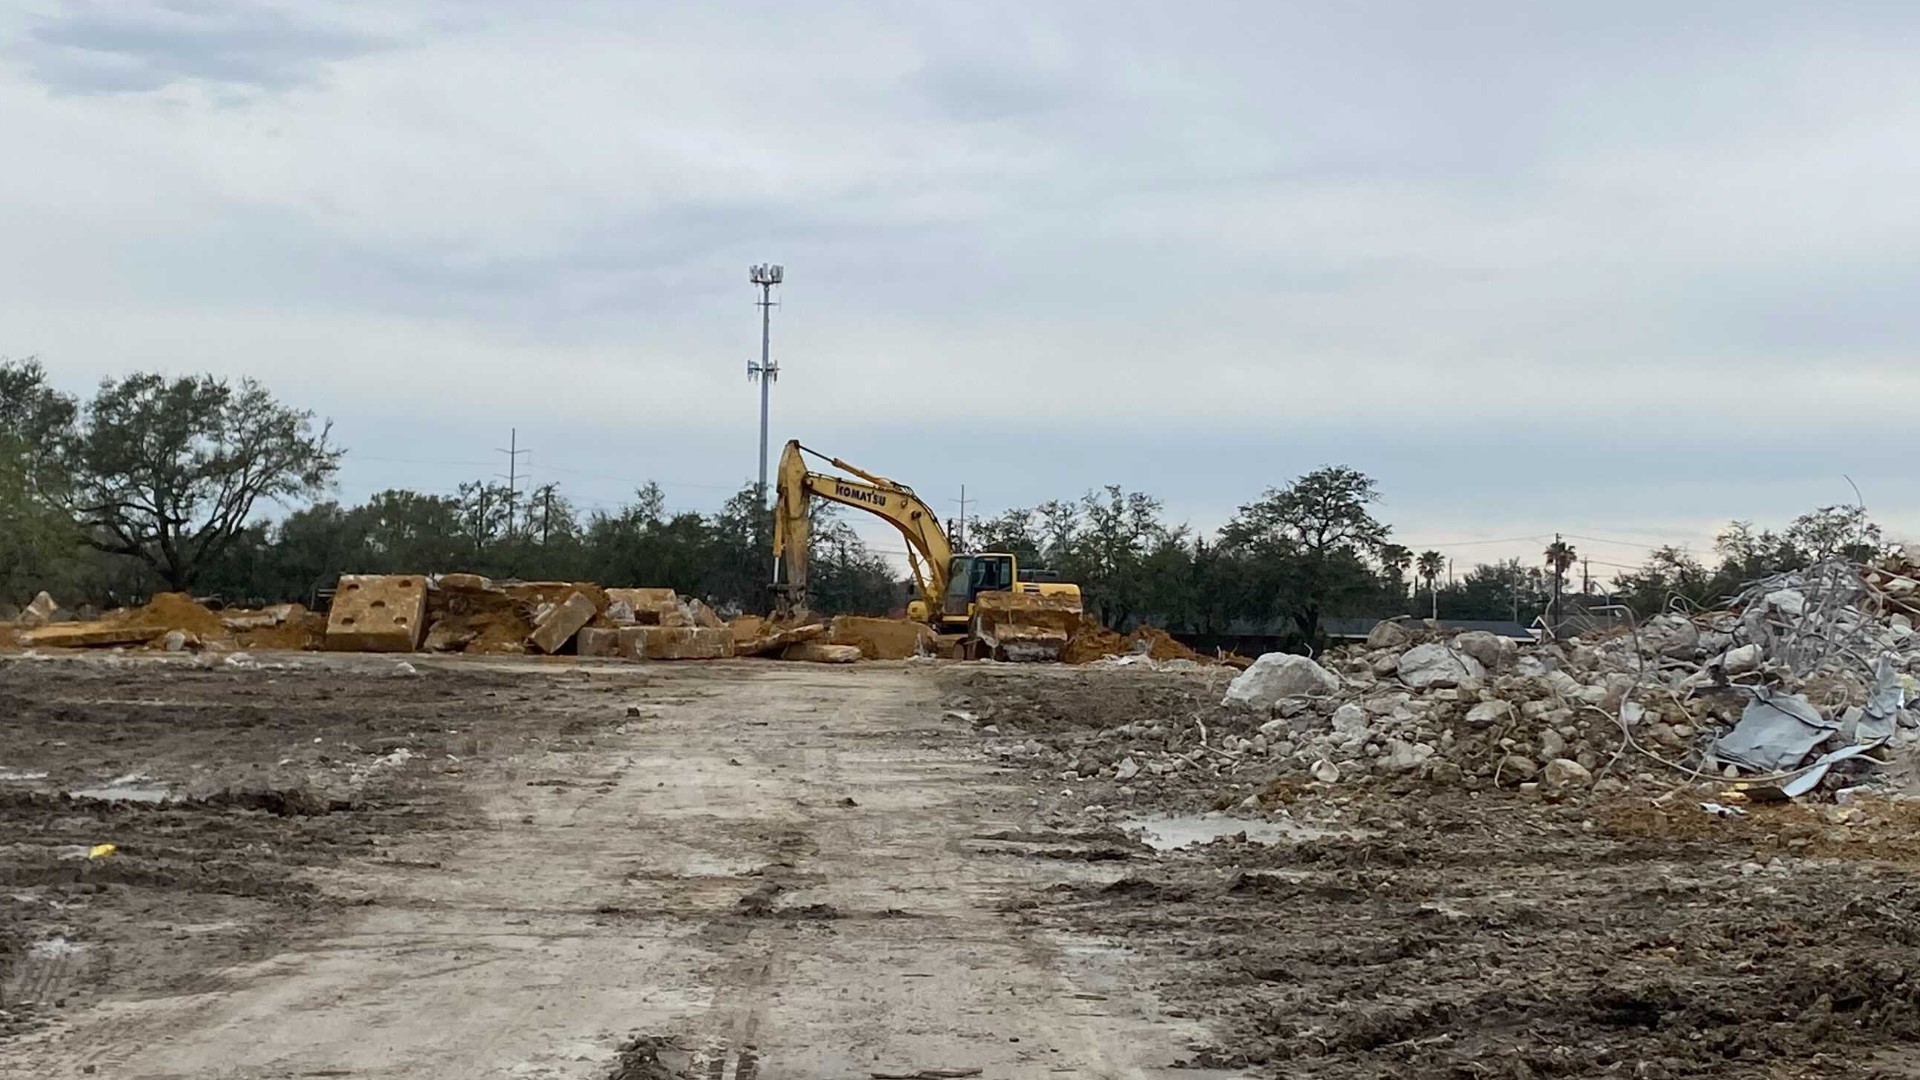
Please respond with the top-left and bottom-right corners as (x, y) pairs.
(1379, 543), (1413, 598)
(1544, 537), (1577, 637)
(1416, 550), (1444, 619)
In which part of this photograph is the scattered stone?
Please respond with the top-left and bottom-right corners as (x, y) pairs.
(1222, 653), (1341, 708)
(1452, 630), (1517, 672)
(1310, 759), (1340, 784)
(1114, 756), (1140, 781)
(1542, 758), (1594, 788)
(1465, 700), (1513, 727)
(1718, 643), (1763, 675)
(1365, 620), (1412, 649)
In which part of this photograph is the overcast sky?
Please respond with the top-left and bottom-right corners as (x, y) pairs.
(6, 1), (1918, 581)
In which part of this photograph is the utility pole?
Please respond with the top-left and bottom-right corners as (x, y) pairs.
(1550, 532), (1565, 641)
(1581, 557), (1591, 596)
(747, 264), (784, 508)
(1511, 561), (1520, 624)
(953, 485), (973, 550)
(495, 428), (529, 537)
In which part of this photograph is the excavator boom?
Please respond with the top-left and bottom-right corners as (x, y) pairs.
(773, 441), (952, 617)
(771, 439), (1085, 660)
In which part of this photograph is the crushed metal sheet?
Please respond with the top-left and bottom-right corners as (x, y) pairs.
(1715, 688), (1836, 773)
(1780, 741), (1886, 799)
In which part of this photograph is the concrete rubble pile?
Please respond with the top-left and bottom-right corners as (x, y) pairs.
(975, 555), (1920, 805)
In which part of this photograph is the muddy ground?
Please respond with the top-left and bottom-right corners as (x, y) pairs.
(7, 652), (1920, 1079)
(943, 664), (1920, 1078)
(0, 652), (640, 1041)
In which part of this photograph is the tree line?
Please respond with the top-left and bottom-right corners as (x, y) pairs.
(1, 360), (1894, 642)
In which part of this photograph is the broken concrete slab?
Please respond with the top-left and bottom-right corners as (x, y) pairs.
(782, 641), (862, 664)
(22, 622), (164, 648)
(326, 575), (428, 652)
(628, 626), (733, 660)
(529, 591), (597, 654)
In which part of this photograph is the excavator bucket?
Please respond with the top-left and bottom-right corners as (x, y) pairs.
(970, 590), (1084, 662)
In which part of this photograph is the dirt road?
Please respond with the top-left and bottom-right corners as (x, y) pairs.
(0, 656), (1214, 1079)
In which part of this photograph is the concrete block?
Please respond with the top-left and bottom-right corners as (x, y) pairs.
(529, 591), (597, 654)
(577, 626), (624, 658)
(782, 641), (863, 664)
(326, 575), (427, 652)
(628, 626), (733, 660)
(733, 622), (827, 656)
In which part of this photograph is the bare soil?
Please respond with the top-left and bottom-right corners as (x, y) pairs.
(943, 664), (1920, 1078)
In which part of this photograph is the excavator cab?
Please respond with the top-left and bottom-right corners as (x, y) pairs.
(942, 554), (1016, 621)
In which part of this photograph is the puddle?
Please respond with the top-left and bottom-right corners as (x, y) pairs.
(1122, 813), (1352, 851)
(69, 780), (172, 799)
(0, 768), (49, 782)
(30, 937), (85, 958)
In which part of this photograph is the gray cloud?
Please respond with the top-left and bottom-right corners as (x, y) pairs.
(7, 1), (1920, 575)
(22, 0), (388, 94)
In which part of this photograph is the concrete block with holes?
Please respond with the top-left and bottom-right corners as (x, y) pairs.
(324, 575), (428, 652)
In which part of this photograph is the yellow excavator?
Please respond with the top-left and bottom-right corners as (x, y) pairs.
(771, 440), (1084, 660)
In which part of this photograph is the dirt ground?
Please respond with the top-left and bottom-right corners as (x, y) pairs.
(5, 654), (1920, 1078)
(942, 665), (1920, 1079)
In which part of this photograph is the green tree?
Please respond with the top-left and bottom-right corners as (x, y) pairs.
(1220, 466), (1391, 642)
(1785, 503), (1883, 563)
(59, 373), (342, 590)
(0, 359), (85, 603)
(1612, 546), (1714, 615)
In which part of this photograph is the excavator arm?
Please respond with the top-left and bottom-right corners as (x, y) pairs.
(772, 440), (954, 616)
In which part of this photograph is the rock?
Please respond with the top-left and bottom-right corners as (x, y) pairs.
(162, 630), (188, 652)
(20, 591), (58, 629)
(1382, 738), (1434, 772)
(1453, 631), (1517, 672)
(1331, 702), (1372, 739)
(1222, 653), (1341, 708)
(1465, 700), (1513, 727)
(1514, 654), (1550, 677)
(1310, 759), (1340, 784)
(423, 620), (479, 653)
(1766, 589), (1807, 617)
(1542, 758), (1593, 788)
(1640, 614), (1699, 658)
(1365, 693), (1410, 717)
(1370, 653), (1400, 677)
(1718, 643), (1763, 675)
(1538, 728), (1567, 761)
(1396, 643), (1486, 689)
(1543, 669), (1584, 698)
(1365, 620), (1412, 650)
(1497, 755), (1540, 783)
